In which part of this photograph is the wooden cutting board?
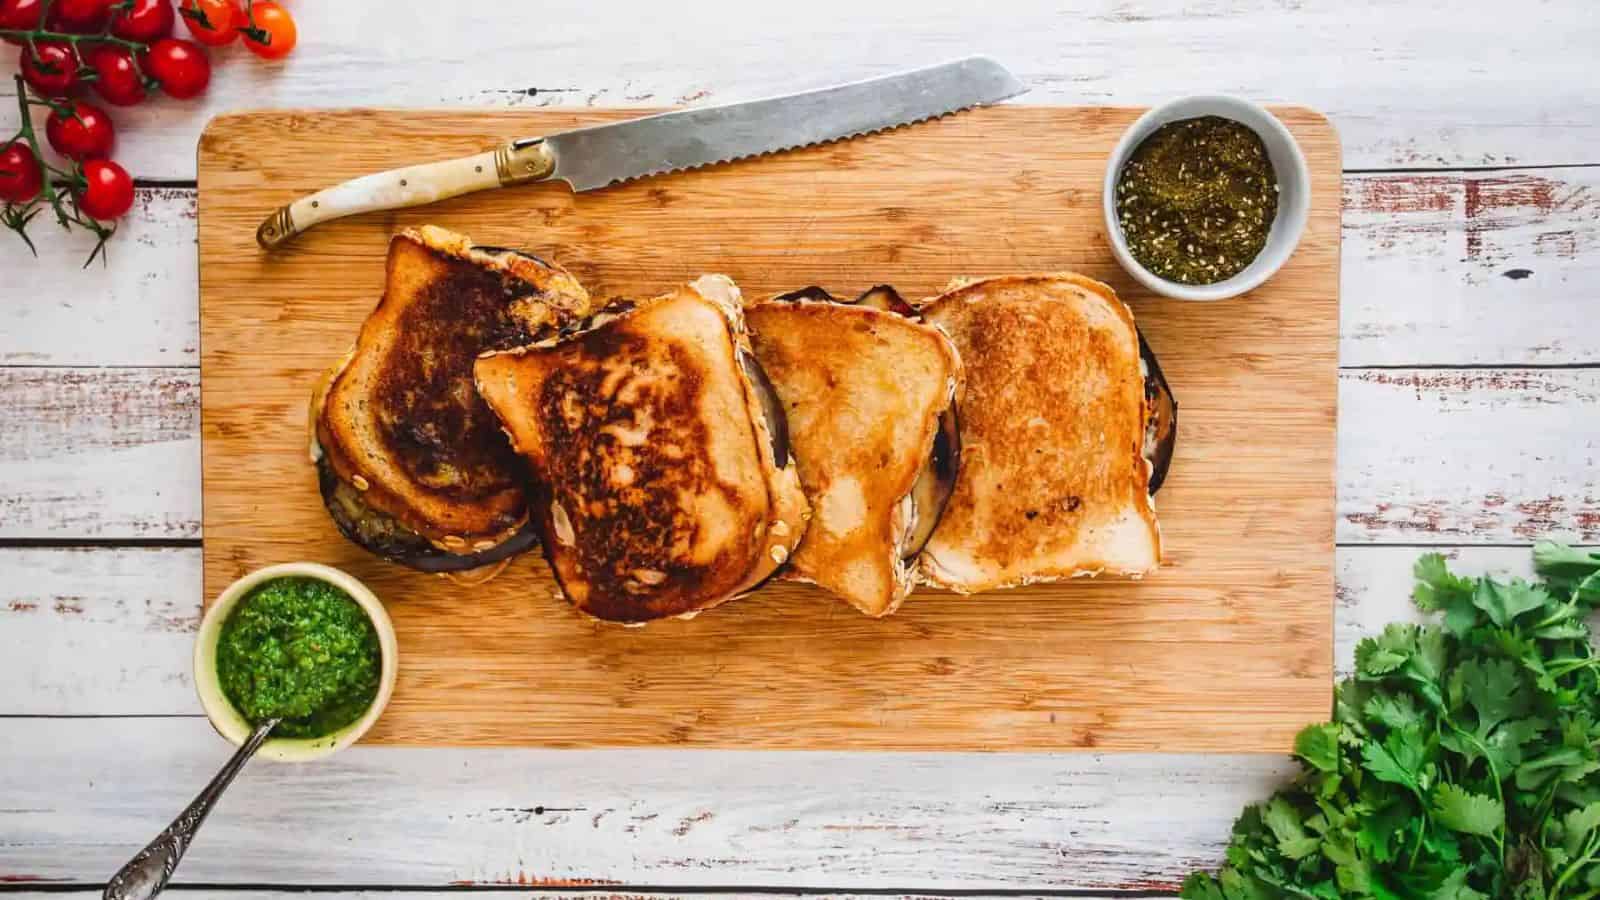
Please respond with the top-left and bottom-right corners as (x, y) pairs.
(197, 106), (1339, 752)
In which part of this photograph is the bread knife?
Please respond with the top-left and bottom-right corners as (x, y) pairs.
(255, 57), (1026, 248)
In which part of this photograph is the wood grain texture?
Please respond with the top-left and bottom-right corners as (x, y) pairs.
(0, 189), (198, 367)
(6, 170), (1596, 369)
(1338, 369), (1600, 544)
(0, 716), (1294, 891)
(3, 0), (1595, 177)
(3, 894), (1097, 900)
(0, 548), (200, 715)
(6, 366), (1596, 543)
(0, 545), (1558, 716)
(195, 106), (1339, 753)
(0, 368), (199, 539)
(1341, 169), (1600, 366)
(0, 548), (1571, 889)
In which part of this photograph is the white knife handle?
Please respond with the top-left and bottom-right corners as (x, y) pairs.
(256, 141), (555, 249)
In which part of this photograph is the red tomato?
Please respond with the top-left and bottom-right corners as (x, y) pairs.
(0, 0), (45, 44)
(76, 159), (134, 219)
(20, 42), (79, 95)
(178, 0), (238, 45)
(46, 101), (116, 162)
(112, 0), (175, 42)
(0, 141), (43, 204)
(50, 0), (111, 31)
(143, 38), (210, 99)
(240, 1), (294, 59)
(87, 46), (148, 106)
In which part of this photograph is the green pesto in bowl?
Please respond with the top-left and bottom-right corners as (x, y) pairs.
(215, 576), (382, 739)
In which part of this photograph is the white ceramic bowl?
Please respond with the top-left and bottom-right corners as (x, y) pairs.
(1103, 95), (1311, 302)
(194, 562), (398, 762)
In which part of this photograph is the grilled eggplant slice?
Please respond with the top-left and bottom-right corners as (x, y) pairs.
(1138, 330), (1178, 494)
(902, 404), (961, 560)
(316, 456), (541, 573)
(852, 284), (918, 317)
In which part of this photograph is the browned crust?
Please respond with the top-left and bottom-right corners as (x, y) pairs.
(746, 300), (961, 616)
(474, 279), (807, 623)
(314, 226), (590, 547)
(916, 274), (1161, 592)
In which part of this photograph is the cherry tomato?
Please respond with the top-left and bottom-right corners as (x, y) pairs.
(240, 1), (294, 59)
(20, 42), (79, 95)
(0, 0), (45, 44)
(0, 141), (43, 204)
(46, 101), (116, 162)
(76, 159), (134, 220)
(112, 0), (175, 42)
(143, 38), (209, 99)
(50, 0), (112, 31)
(87, 46), (148, 106)
(178, 0), (238, 45)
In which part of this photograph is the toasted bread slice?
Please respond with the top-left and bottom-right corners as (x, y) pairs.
(474, 275), (809, 623)
(917, 274), (1162, 592)
(746, 298), (961, 616)
(313, 226), (591, 569)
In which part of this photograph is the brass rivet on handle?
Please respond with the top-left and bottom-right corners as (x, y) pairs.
(255, 206), (295, 250)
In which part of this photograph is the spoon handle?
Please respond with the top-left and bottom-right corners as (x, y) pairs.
(103, 719), (278, 900)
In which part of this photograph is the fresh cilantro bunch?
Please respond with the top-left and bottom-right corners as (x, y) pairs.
(1183, 542), (1600, 900)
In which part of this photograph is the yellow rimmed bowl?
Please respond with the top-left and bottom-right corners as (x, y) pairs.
(193, 562), (398, 762)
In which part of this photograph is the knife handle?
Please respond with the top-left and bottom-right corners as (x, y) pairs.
(255, 141), (555, 249)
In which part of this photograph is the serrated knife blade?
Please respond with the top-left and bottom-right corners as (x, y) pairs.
(540, 56), (1028, 191)
(257, 57), (1027, 248)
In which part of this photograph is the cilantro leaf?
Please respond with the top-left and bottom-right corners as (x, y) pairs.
(1365, 691), (1424, 731)
(1180, 872), (1226, 900)
(1430, 783), (1503, 836)
(1533, 541), (1600, 596)
(1415, 553), (1478, 635)
(1362, 727), (1425, 793)
(1428, 867), (1489, 900)
(1472, 577), (1551, 627)
(1453, 657), (1529, 733)
(1561, 802), (1600, 857)
(1262, 796), (1321, 859)
(1295, 723), (1341, 774)
(1580, 571), (1600, 608)
(1357, 631), (1411, 676)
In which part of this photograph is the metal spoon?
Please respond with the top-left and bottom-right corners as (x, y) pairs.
(103, 719), (279, 900)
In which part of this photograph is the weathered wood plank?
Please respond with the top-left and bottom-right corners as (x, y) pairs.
(0, 548), (200, 715)
(0, 368), (199, 539)
(1337, 369), (1600, 544)
(0, 883), (1100, 890)
(0, 716), (1290, 891)
(1341, 170), (1600, 366)
(2, 0), (1595, 179)
(4, 366), (1597, 542)
(7, 167), (1598, 368)
(0, 189), (198, 367)
(0, 546), (1557, 716)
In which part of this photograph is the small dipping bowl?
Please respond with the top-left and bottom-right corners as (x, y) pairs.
(1103, 95), (1311, 302)
(194, 562), (398, 762)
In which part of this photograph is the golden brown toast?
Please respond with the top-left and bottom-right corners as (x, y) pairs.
(746, 299), (961, 616)
(473, 276), (809, 623)
(917, 274), (1162, 592)
(313, 226), (591, 568)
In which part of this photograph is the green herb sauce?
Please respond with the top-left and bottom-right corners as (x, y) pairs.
(216, 576), (381, 739)
(1115, 115), (1278, 285)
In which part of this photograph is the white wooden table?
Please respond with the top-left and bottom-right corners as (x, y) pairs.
(3, 2), (1597, 896)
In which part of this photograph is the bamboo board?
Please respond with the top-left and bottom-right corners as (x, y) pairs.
(197, 106), (1339, 752)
